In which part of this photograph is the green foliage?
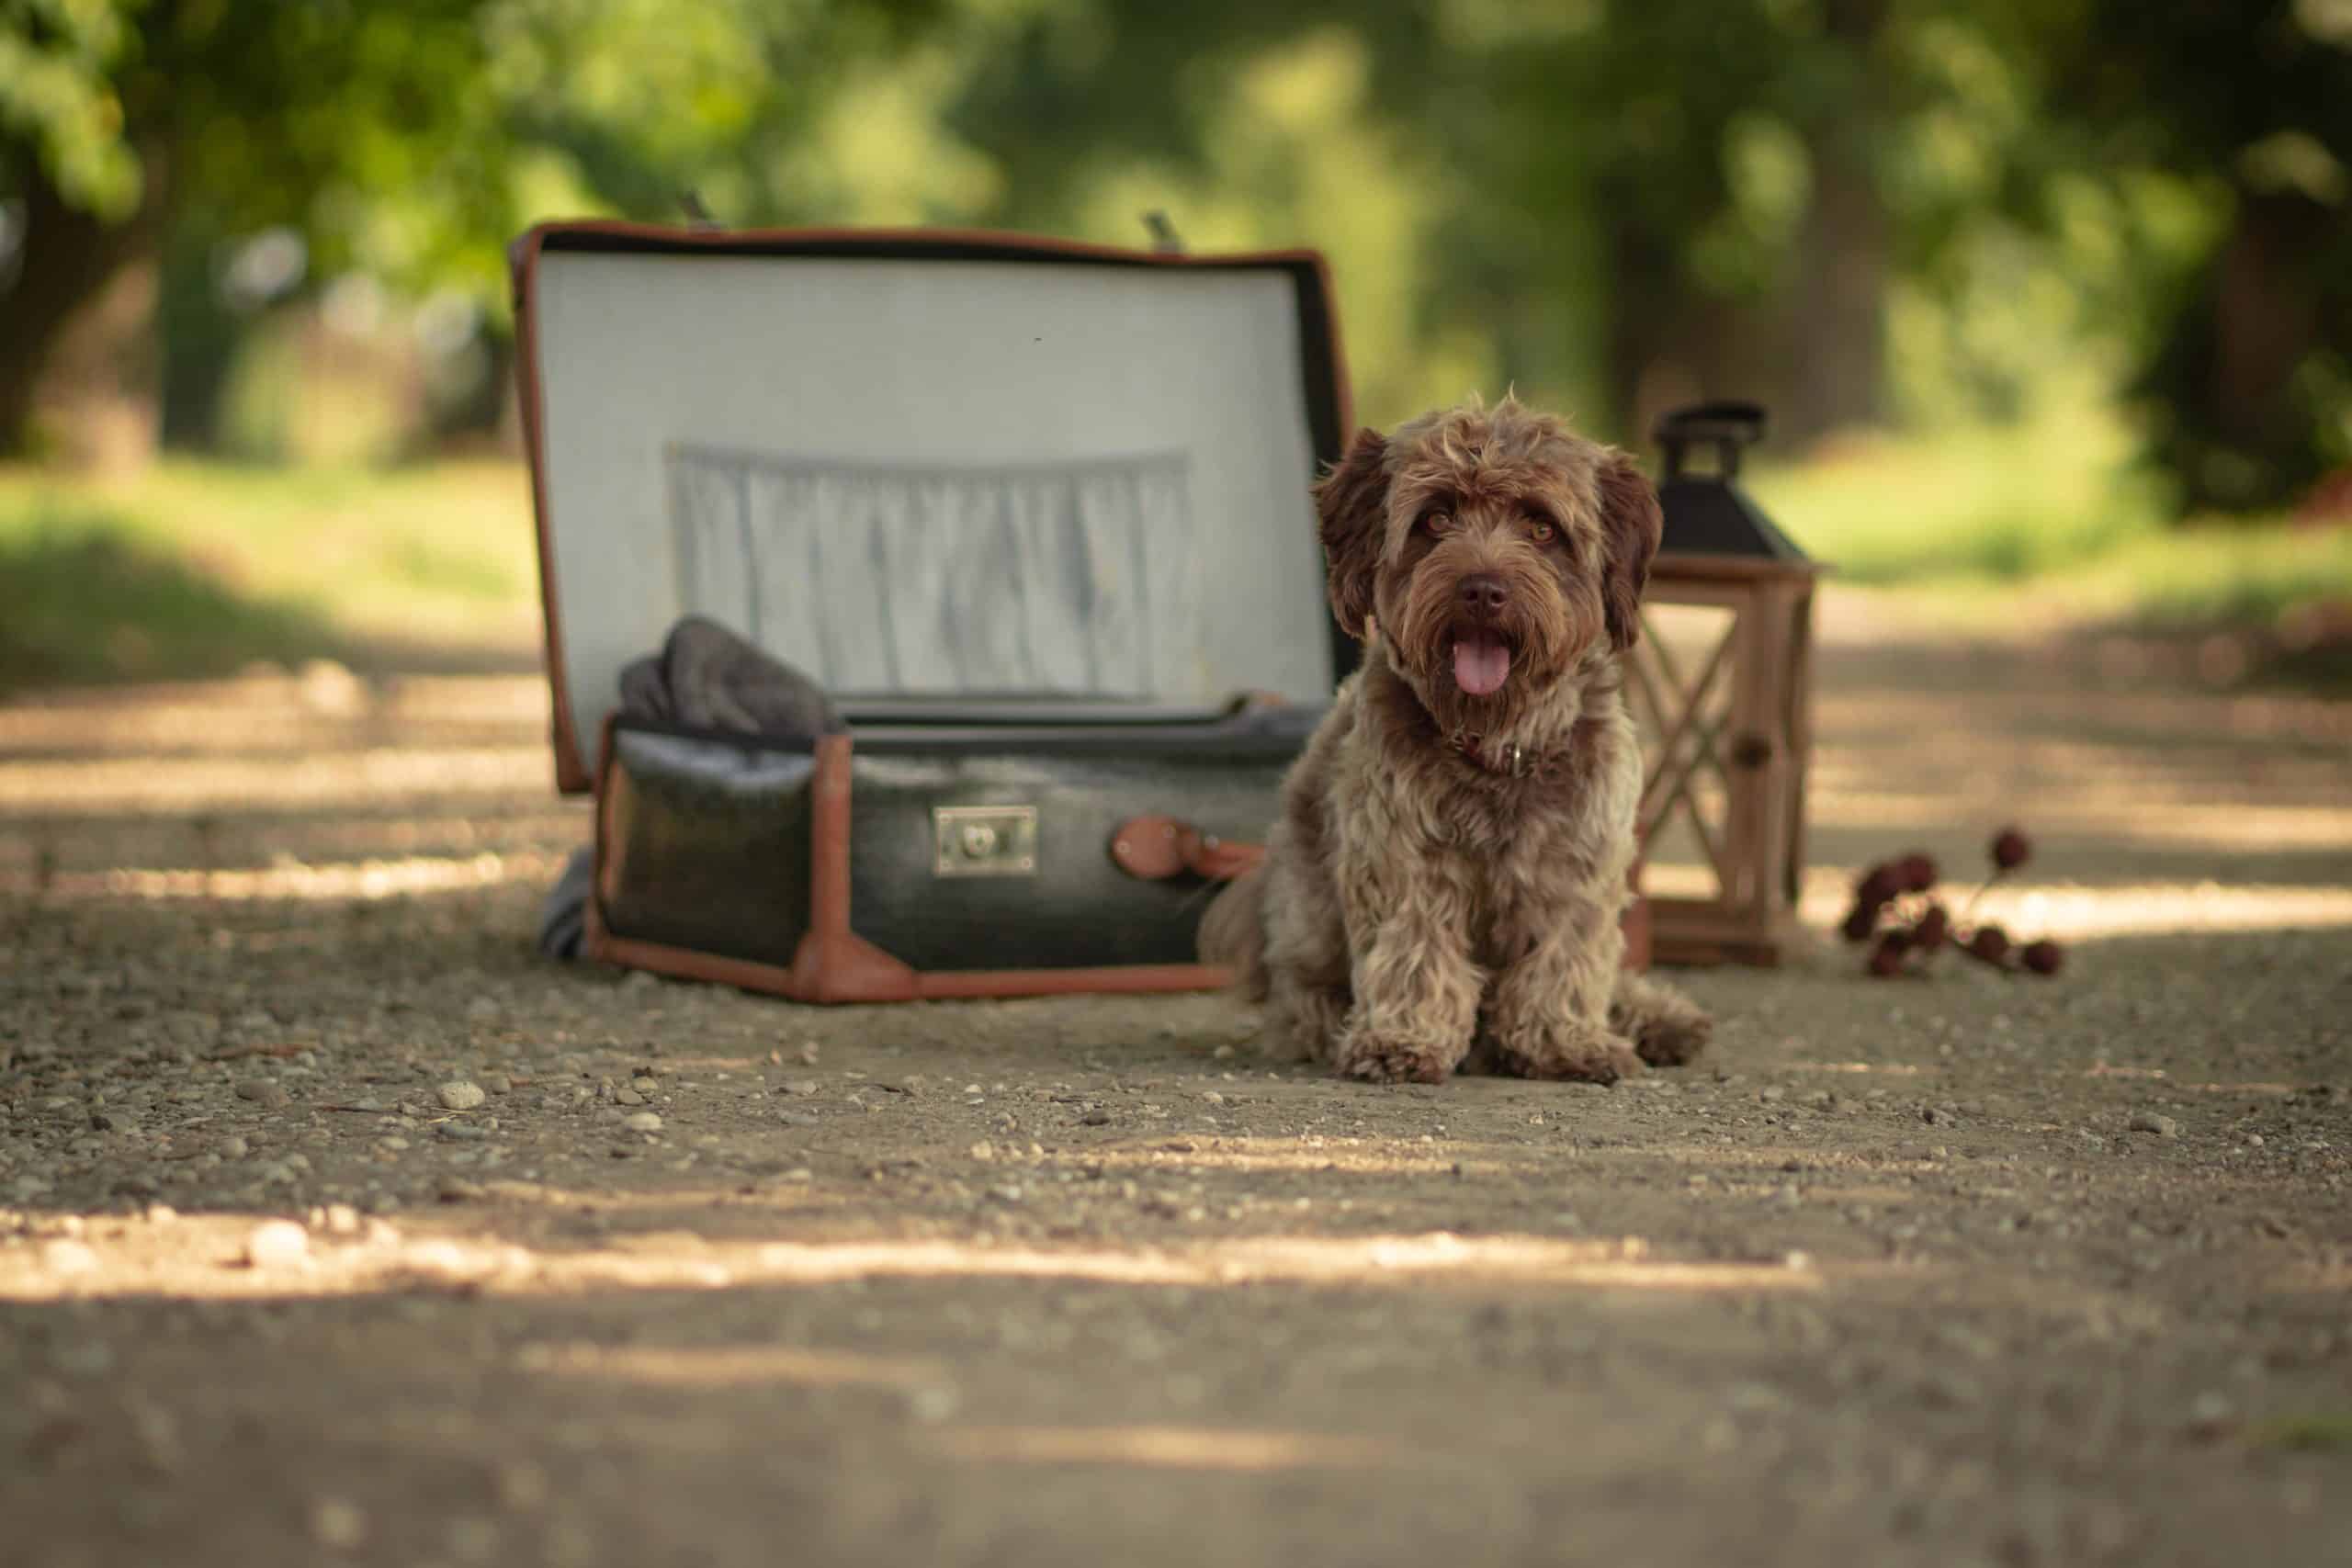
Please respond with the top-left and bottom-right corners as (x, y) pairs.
(0, 511), (340, 689)
(2249, 1412), (2352, 1453)
(1, 0), (2346, 508)
(0, 0), (142, 216)
(1749, 398), (2163, 583)
(0, 459), (538, 675)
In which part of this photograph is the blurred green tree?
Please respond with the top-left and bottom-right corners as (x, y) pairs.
(2044, 0), (2352, 512)
(4, 0), (2344, 510)
(0, 0), (945, 456)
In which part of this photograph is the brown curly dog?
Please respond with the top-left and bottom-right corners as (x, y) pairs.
(1201, 395), (1712, 1084)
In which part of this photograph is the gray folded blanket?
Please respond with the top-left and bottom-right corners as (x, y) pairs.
(537, 616), (842, 960)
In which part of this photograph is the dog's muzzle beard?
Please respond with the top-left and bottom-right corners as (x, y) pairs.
(1386, 556), (1586, 733)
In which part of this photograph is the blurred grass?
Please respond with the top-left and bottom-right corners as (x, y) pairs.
(1749, 406), (2352, 678)
(2248, 1413), (2352, 1453)
(0, 518), (345, 689)
(1749, 408), (2157, 584)
(0, 459), (539, 692)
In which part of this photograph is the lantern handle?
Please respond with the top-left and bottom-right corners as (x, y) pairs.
(1653, 400), (1768, 480)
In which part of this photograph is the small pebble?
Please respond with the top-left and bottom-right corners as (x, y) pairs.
(438, 1178), (487, 1203)
(219, 1135), (251, 1159)
(243, 1220), (311, 1269)
(2130, 1111), (2179, 1137)
(447, 1517), (501, 1563)
(438, 1081), (488, 1111)
(311, 1497), (368, 1551)
(236, 1079), (291, 1110)
(783, 1080), (820, 1098)
(2187, 1391), (2236, 1438)
(496, 1461), (550, 1511)
(623, 1111), (662, 1134)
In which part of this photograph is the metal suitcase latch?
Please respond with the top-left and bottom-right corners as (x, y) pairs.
(933, 806), (1037, 877)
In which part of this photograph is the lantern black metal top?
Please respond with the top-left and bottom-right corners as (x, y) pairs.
(1652, 401), (1812, 564)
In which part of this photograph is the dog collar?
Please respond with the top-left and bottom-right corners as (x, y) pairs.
(1451, 733), (1537, 777)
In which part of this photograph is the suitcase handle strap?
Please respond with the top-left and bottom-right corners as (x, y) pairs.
(1109, 816), (1266, 882)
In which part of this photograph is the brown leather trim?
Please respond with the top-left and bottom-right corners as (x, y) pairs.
(511, 225), (587, 793)
(1109, 816), (1266, 883)
(783, 735), (921, 1001)
(588, 929), (1232, 1003)
(519, 218), (1327, 271)
(511, 220), (1356, 792)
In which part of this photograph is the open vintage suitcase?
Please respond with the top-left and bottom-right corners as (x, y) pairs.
(512, 220), (1647, 1002)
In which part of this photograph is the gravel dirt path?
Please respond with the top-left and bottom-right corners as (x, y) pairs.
(4, 599), (2348, 1568)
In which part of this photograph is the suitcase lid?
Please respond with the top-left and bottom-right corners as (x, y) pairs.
(511, 220), (1358, 794)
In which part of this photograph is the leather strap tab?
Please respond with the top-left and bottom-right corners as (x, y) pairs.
(1111, 816), (1266, 882)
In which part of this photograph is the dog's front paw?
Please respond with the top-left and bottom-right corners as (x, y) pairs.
(1491, 1021), (1644, 1085)
(1332, 1025), (1458, 1085)
(1610, 975), (1713, 1067)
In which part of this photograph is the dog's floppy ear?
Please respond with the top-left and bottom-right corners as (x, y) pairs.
(1314, 427), (1389, 639)
(1596, 450), (1663, 652)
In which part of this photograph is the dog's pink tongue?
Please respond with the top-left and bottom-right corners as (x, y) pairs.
(1453, 633), (1511, 696)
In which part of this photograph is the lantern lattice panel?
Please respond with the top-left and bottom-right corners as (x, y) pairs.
(1626, 569), (1815, 966)
(1627, 601), (1743, 908)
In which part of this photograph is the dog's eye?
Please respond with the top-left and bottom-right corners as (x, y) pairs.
(1420, 511), (1454, 535)
(1528, 521), (1556, 543)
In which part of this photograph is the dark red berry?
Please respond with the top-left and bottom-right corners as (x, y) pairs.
(1866, 941), (1907, 978)
(1967, 925), (2010, 964)
(1856, 863), (1901, 906)
(1896, 852), (1938, 893)
(1914, 903), (1951, 951)
(1990, 827), (2031, 871)
(2020, 939), (2064, 976)
(1840, 904), (1879, 943)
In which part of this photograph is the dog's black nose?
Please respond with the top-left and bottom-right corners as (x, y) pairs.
(1458, 575), (1508, 616)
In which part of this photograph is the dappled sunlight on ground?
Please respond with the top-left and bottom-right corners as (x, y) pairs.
(922, 1424), (1410, 1471)
(0, 1207), (1832, 1303)
(1640, 861), (2352, 939)
(1, 849), (572, 903)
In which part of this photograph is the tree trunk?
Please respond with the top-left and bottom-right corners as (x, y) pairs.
(2140, 186), (2335, 513)
(0, 145), (171, 461)
(1604, 218), (1792, 452)
(1776, 0), (1888, 448)
(1778, 141), (1886, 446)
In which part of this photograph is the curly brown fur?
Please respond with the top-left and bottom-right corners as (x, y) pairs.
(1199, 394), (1712, 1084)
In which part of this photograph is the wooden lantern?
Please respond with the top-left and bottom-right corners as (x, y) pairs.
(1627, 402), (1822, 966)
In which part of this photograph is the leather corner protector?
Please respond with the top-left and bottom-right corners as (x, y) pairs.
(787, 928), (918, 1004)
